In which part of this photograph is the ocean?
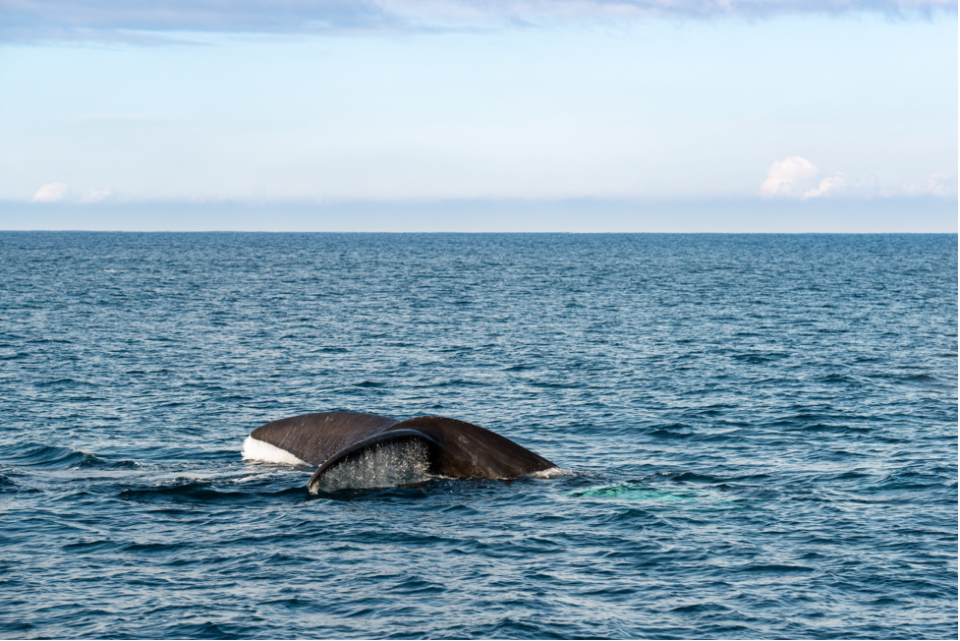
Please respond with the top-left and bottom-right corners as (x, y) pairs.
(0, 232), (956, 639)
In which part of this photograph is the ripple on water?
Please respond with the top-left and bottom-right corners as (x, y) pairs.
(0, 232), (955, 639)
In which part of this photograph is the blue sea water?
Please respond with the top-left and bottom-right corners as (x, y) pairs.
(0, 232), (956, 640)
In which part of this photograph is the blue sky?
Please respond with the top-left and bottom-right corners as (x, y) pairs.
(0, 0), (956, 231)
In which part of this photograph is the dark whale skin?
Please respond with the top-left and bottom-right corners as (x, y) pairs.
(247, 412), (556, 489)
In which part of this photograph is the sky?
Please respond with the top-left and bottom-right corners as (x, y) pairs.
(0, 0), (956, 231)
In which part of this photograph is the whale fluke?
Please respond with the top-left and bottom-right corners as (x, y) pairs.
(242, 412), (556, 492)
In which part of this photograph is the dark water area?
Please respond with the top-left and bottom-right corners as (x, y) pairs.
(0, 232), (956, 639)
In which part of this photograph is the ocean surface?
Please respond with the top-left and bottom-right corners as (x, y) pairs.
(0, 232), (956, 640)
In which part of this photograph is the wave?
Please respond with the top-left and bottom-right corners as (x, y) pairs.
(119, 479), (305, 505)
(0, 473), (16, 492)
(0, 442), (136, 470)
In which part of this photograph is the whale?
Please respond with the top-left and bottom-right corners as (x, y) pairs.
(242, 411), (557, 493)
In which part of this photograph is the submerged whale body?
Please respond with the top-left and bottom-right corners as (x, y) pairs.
(242, 412), (557, 493)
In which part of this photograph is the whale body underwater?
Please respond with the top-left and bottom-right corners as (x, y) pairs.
(242, 411), (559, 493)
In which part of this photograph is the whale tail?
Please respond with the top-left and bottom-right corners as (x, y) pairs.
(242, 411), (556, 492)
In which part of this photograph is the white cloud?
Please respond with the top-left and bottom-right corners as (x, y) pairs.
(803, 172), (883, 199)
(79, 187), (113, 203)
(31, 182), (70, 203)
(926, 172), (958, 197)
(759, 156), (821, 199)
(29, 183), (117, 203)
(880, 171), (960, 198)
(761, 158), (957, 200)
(801, 173), (844, 199)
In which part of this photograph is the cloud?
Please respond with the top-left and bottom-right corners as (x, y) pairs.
(761, 157), (957, 200)
(800, 174), (842, 199)
(892, 171), (959, 198)
(79, 187), (114, 203)
(1, 0), (955, 42)
(759, 156), (821, 199)
(759, 157), (883, 200)
(31, 183), (70, 203)
(30, 183), (116, 203)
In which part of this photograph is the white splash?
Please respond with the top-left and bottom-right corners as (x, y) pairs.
(309, 439), (432, 494)
(528, 466), (570, 479)
(241, 436), (308, 466)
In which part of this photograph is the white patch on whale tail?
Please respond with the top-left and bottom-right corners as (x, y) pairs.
(241, 436), (308, 466)
(309, 439), (433, 494)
